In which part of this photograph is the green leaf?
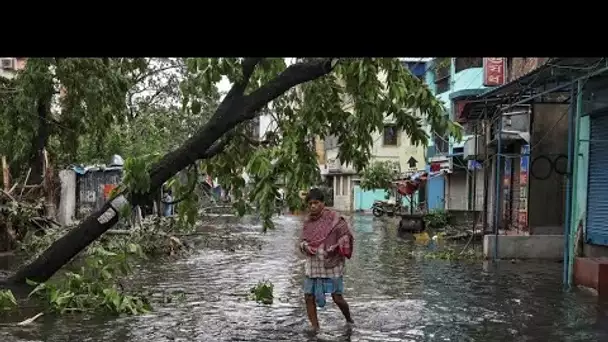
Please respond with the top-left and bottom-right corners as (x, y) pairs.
(191, 100), (201, 114)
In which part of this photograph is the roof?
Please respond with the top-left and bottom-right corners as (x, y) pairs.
(462, 57), (608, 120)
(399, 57), (433, 63)
(449, 88), (486, 101)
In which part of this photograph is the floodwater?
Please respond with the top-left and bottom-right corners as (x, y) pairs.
(2, 214), (608, 341)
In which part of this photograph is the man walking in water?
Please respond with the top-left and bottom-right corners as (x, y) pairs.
(299, 188), (355, 331)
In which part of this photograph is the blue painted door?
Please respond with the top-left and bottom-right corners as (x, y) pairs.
(353, 185), (390, 211)
(586, 112), (608, 245)
(427, 174), (445, 210)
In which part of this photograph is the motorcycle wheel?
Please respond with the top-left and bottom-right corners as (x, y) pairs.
(372, 207), (384, 217)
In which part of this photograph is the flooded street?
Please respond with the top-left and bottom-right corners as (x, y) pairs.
(2, 214), (608, 341)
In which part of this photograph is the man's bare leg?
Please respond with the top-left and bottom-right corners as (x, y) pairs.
(304, 294), (320, 330)
(331, 294), (354, 323)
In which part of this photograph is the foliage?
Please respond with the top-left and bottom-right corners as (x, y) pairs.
(249, 280), (274, 305)
(318, 186), (334, 207)
(26, 242), (152, 315)
(96, 218), (191, 257)
(0, 58), (143, 175)
(10, 217), (193, 315)
(359, 160), (400, 191)
(123, 154), (162, 195)
(193, 58), (461, 231)
(0, 194), (58, 252)
(3, 57), (462, 234)
(19, 216), (191, 262)
(424, 246), (483, 261)
(0, 289), (18, 311)
(424, 209), (451, 228)
(0, 58), (217, 173)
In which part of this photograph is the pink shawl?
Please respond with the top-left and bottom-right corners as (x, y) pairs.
(301, 209), (354, 266)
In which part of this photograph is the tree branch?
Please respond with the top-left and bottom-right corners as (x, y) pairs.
(222, 58), (263, 101)
(161, 164), (197, 205)
(133, 63), (181, 84)
(241, 58), (339, 120)
(200, 133), (235, 159)
(239, 133), (271, 147)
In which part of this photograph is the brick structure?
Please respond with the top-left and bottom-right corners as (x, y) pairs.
(506, 58), (550, 83)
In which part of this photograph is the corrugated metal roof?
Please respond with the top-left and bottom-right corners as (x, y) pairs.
(461, 58), (608, 120)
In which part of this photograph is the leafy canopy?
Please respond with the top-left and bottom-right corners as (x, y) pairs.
(1, 58), (461, 232)
(359, 161), (401, 192)
(187, 58), (461, 229)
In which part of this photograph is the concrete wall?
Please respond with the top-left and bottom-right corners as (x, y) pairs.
(314, 137), (325, 164)
(507, 58), (550, 82)
(364, 121), (427, 173)
(58, 170), (76, 226)
(332, 175), (353, 211)
(353, 185), (418, 211)
(469, 167), (485, 210)
(353, 186), (386, 211)
(486, 153), (499, 230)
(446, 171), (467, 210)
(483, 235), (564, 260)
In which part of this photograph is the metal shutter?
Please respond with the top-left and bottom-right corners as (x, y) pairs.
(586, 113), (608, 245)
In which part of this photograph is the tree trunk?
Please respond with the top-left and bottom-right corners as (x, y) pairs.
(28, 97), (51, 186)
(5, 58), (337, 285)
(1, 156), (9, 191)
(8, 201), (120, 283)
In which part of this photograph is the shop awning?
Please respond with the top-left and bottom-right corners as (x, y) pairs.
(462, 57), (608, 121)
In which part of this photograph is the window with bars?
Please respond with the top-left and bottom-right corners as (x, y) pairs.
(383, 125), (399, 146)
(454, 57), (483, 73)
(433, 133), (449, 154)
(434, 58), (451, 94)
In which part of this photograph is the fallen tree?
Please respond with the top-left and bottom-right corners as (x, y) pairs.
(3, 57), (461, 285)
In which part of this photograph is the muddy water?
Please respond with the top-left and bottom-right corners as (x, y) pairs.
(2, 214), (608, 341)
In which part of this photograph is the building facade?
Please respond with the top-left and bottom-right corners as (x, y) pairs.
(319, 58), (431, 212)
(450, 57), (608, 286)
(425, 58), (489, 213)
(458, 58), (573, 236)
(567, 59), (608, 260)
(0, 57), (26, 79)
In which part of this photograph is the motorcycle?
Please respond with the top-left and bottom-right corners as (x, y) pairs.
(371, 199), (408, 217)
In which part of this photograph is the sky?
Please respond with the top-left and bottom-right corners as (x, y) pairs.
(217, 57), (432, 97)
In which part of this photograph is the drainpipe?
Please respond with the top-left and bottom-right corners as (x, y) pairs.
(563, 82), (577, 287)
(493, 115), (503, 261)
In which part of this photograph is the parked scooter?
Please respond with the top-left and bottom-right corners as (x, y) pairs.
(371, 199), (407, 217)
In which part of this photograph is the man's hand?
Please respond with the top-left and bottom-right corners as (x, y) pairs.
(300, 241), (312, 255)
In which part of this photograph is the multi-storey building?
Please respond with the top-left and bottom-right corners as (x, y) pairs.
(424, 58), (490, 214)
(317, 58), (431, 212)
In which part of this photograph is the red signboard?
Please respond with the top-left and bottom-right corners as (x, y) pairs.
(103, 184), (117, 199)
(454, 100), (469, 123)
(483, 57), (506, 86)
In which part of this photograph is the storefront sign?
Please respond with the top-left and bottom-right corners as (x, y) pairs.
(483, 58), (506, 86)
(518, 145), (530, 230)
